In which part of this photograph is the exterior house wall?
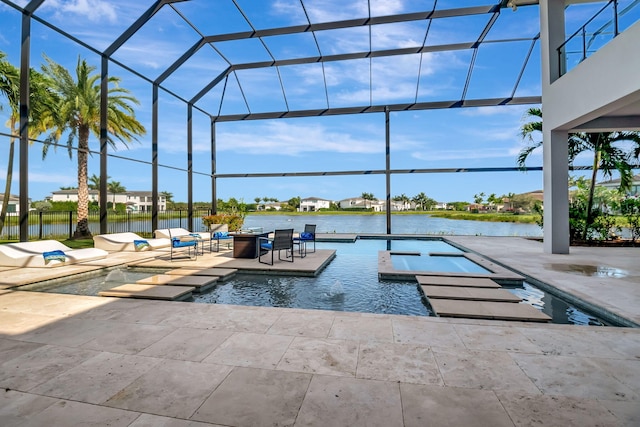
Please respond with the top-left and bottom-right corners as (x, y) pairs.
(49, 190), (166, 211)
(0, 195), (21, 215)
(600, 175), (640, 197)
(299, 198), (331, 212)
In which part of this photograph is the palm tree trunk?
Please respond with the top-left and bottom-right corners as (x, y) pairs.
(0, 135), (16, 234)
(74, 126), (92, 238)
(583, 146), (600, 241)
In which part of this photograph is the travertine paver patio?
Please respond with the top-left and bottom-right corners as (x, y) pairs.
(0, 236), (638, 426)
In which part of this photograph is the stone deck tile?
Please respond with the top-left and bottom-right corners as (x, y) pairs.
(79, 322), (175, 355)
(277, 337), (359, 377)
(453, 323), (543, 353)
(0, 345), (100, 392)
(138, 328), (232, 362)
(191, 367), (311, 426)
(517, 326), (637, 359)
(16, 398), (140, 426)
(433, 348), (542, 394)
(104, 359), (232, 419)
(295, 375), (404, 427)
(401, 384), (515, 427)
(496, 393), (622, 427)
(29, 353), (161, 404)
(511, 353), (639, 400)
(0, 390), (60, 427)
(202, 332), (293, 369)
(266, 310), (335, 338)
(356, 341), (443, 385)
(328, 314), (394, 342)
(390, 315), (466, 348)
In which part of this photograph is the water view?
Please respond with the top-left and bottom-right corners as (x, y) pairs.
(242, 214), (543, 237)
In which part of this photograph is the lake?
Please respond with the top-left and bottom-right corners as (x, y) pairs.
(242, 214), (543, 237)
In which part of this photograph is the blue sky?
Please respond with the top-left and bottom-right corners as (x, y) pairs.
(0, 0), (636, 204)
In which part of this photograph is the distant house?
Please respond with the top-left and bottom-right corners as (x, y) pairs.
(502, 190), (544, 212)
(299, 197), (332, 212)
(599, 174), (640, 197)
(434, 202), (448, 210)
(339, 197), (385, 212)
(259, 202), (286, 211)
(48, 190), (166, 211)
(0, 194), (24, 215)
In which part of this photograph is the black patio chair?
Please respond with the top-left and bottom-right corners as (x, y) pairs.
(293, 224), (316, 256)
(259, 229), (294, 265)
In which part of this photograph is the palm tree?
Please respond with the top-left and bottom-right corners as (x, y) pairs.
(411, 191), (436, 211)
(88, 173), (110, 191)
(518, 107), (640, 239)
(107, 180), (126, 208)
(361, 192), (375, 209)
(41, 55), (146, 238)
(0, 52), (56, 233)
(393, 193), (411, 210)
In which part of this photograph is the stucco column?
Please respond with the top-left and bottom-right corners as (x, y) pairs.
(540, 0), (570, 253)
(543, 129), (569, 253)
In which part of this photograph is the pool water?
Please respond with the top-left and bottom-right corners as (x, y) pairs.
(193, 239), (609, 325)
(19, 270), (155, 295)
(391, 254), (490, 273)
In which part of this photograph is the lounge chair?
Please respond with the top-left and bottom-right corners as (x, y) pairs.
(0, 240), (108, 268)
(154, 227), (211, 245)
(293, 224), (316, 256)
(259, 228), (294, 265)
(93, 232), (170, 252)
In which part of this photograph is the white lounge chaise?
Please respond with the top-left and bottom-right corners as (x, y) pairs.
(93, 232), (171, 252)
(0, 240), (108, 268)
(154, 227), (212, 240)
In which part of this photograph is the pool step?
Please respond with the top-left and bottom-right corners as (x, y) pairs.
(416, 276), (501, 288)
(136, 274), (218, 293)
(99, 284), (194, 301)
(165, 267), (237, 281)
(429, 299), (551, 322)
(417, 275), (551, 322)
(421, 285), (521, 302)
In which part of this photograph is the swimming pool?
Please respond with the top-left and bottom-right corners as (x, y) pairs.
(20, 237), (610, 325)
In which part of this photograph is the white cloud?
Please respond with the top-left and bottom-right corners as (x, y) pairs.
(0, 167), (75, 185)
(411, 144), (524, 162)
(43, 0), (117, 23)
(217, 121), (382, 156)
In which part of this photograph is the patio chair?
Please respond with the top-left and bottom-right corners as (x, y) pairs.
(209, 223), (233, 252)
(169, 228), (198, 261)
(259, 228), (294, 265)
(293, 224), (316, 256)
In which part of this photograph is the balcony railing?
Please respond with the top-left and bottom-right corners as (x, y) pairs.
(558, 0), (639, 76)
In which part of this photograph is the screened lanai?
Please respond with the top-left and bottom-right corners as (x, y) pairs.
(1, 0), (639, 251)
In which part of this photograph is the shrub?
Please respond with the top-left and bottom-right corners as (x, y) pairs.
(202, 214), (244, 231)
(617, 198), (640, 242)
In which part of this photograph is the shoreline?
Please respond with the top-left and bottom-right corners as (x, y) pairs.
(249, 210), (540, 224)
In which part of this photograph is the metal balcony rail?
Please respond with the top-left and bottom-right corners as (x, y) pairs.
(558, 0), (639, 76)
